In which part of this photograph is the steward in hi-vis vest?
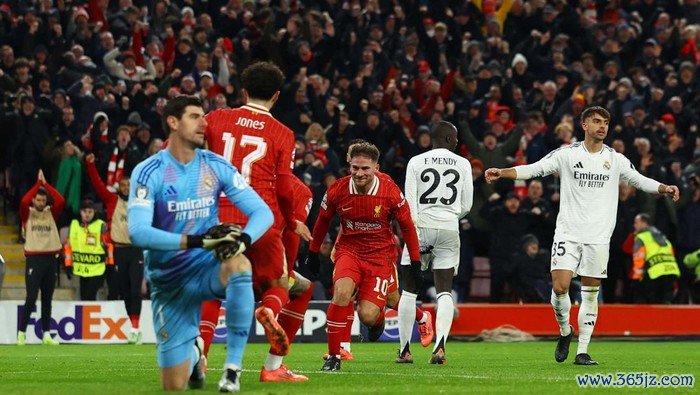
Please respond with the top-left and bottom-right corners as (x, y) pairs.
(64, 199), (114, 301)
(631, 213), (680, 304)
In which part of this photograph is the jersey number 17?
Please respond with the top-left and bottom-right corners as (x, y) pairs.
(221, 132), (267, 184)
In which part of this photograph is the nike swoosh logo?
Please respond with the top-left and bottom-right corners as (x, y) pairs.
(341, 207), (352, 212)
(377, 296), (385, 301)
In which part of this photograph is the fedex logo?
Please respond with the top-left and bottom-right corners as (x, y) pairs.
(17, 305), (127, 341)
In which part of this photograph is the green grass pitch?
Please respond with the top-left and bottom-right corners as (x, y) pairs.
(1, 341), (698, 394)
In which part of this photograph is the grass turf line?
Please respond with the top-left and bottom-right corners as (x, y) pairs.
(0, 342), (697, 394)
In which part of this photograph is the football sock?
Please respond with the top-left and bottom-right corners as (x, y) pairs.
(225, 271), (254, 367)
(341, 303), (354, 351)
(398, 291), (417, 352)
(261, 286), (290, 317)
(551, 290), (572, 336)
(263, 353), (284, 371)
(416, 306), (427, 324)
(190, 339), (202, 375)
(276, 282), (314, 351)
(199, 300), (222, 356)
(577, 286), (599, 355)
(326, 302), (347, 356)
(433, 292), (454, 353)
(129, 314), (140, 330)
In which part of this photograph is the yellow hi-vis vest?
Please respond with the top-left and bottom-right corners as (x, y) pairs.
(69, 219), (107, 277)
(635, 231), (681, 280)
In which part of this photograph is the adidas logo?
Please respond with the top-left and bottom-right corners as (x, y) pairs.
(574, 162), (584, 169)
(164, 185), (178, 197)
(584, 321), (596, 326)
(601, 270), (607, 275)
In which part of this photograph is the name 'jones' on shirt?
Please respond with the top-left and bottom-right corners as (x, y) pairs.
(573, 171), (610, 188)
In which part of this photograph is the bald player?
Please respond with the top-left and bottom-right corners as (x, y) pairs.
(397, 121), (473, 364)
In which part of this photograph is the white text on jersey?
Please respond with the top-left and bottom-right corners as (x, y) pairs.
(234, 117), (266, 130)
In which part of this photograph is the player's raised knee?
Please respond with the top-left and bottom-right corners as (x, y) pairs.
(552, 283), (569, 295)
(222, 254), (251, 275)
(332, 284), (354, 305)
(358, 306), (380, 326)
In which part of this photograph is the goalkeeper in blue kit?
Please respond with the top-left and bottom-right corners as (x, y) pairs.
(128, 95), (273, 392)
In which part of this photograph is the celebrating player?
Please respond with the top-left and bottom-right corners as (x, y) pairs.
(128, 95), (274, 391)
(397, 121), (473, 364)
(201, 61), (310, 382)
(484, 106), (680, 365)
(305, 141), (422, 372)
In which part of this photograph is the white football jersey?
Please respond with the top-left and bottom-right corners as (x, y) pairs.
(405, 148), (473, 231)
(514, 142), (661, 244)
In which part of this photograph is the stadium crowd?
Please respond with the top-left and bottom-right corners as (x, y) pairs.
(0, 0), (698, 304)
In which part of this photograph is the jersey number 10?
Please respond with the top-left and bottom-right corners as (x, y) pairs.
(221, 132), (268, 184)
(419, 168), (460, 205)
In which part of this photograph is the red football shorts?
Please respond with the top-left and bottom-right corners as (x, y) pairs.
(333, 252), (393, 310)
(387, 263), (399, 294)
(244, 226), (287, 285)
(281, 226), (299, 281)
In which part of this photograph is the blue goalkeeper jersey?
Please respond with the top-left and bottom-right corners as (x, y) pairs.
(128, 148), (273, 286)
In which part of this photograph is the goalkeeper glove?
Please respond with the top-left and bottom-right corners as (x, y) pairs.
(187, 224), (251, 259)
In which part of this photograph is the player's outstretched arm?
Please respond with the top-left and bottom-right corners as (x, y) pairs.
(620, 154), (680, 202)
(484, 168), (517, 184)
(657, 184), (680, 202)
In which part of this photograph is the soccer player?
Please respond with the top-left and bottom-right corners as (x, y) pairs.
(324, 215), (434, 362)
(128, 95), (274, 391)
(485, 106), (679, 365)
(202, 61), (309, 382)
(397, 121), (473, 364)
(305, 141), (422, 372)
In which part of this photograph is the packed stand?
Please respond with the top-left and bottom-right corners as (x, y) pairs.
(0, 0), (698, 304)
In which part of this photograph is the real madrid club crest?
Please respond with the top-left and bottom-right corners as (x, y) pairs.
(203, 175), (214, 190)
(374, 205), (382, 217)
(603, 161), (611, 170)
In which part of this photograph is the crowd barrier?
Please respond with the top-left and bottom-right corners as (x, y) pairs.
(1, 301), (697, 344)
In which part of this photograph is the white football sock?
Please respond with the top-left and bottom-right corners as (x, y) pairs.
(263, 354), (283, 371)
(398, 291), (417, 352)
(417, 311), (427, 324)
(577, 286), (599, 355)
(551, 290), (572, 336)
(340, 342), (351, 352)
(433, 292), (454, 353)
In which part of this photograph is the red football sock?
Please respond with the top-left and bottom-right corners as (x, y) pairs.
(342, 303), (354, 343)
(326, 302), (347, 356)
(261, 286), (290, 317)
(415, 306), (425, 322)
(277, 282), (314, 350)
(199, 300), (222, 356)
(128, 314), (140, 330)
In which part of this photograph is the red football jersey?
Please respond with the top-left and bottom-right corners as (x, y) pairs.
(310, 171), (420, 266)
(291, 176), (313, 222)
(204, 103), (295, 227)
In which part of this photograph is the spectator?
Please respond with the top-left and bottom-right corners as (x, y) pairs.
(17, 170), (64, 346)
(514, 234), (550, 303)
(85, 153), (143, 343)
(481, 192), (532, 302)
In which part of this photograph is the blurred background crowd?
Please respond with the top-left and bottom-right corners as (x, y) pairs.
(0, 0), (698, 304)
